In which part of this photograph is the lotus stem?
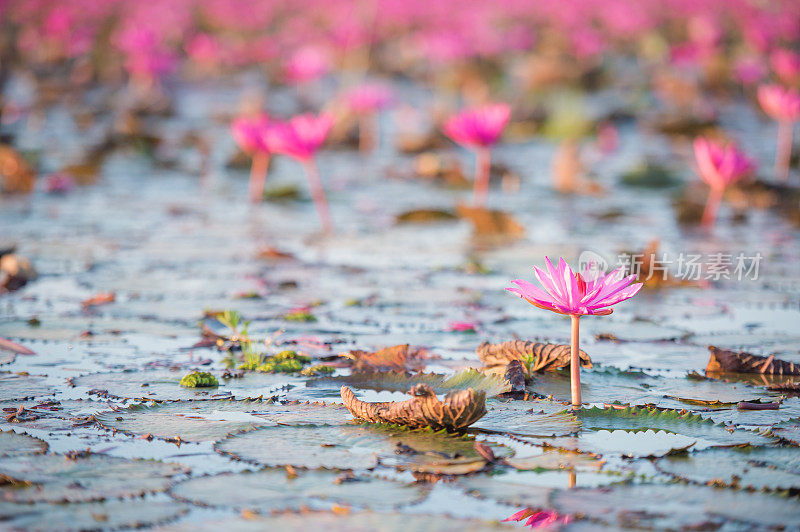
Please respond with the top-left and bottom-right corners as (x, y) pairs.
(302, 158), (334, 233)
(570, 314), (581, 410)
(701, 186), (724, 228)
(474, 146), (491, 207)
(359, 114), (377, 153)
(248, 152), (270, 203)
(776, 121), (794, 182)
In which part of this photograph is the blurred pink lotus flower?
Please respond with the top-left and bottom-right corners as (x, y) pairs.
(507, 257), (641, 409)
(267, 113), (334, 232)
(231, 113), (274, 203)
(733, 56), (765, 86)
(186, 33), (225, 69)
(504, 508), (572, 528)
(757, 84), (800, 181)
(693, 137), (754, 227)
(771, 49), (800, 85)
(284, 45), (331, 84)
(443, 103), (510, 207)
(345, 83), (393, 152)
(446, 321), (477, 333)
(43, 172), (76, 195)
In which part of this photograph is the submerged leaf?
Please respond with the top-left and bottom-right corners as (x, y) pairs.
(343, 344), (431, 372)
(473, 399), (580, 437)
(0, 431), (47, 457)
(341, 384), (487, 431)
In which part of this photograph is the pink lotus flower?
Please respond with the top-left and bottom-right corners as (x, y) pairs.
(758, 84), (800, 181)
(504, 508), (572, 529)
(506, 257), (641, 409)
(446, 321), (477, 333)
(43, 172), (76, 195)
(771, 49), (800, 85)
(267, 113), (334, 232)
(231, 113), (274, 203)
(443, 103), (510, 207)
(284, 45), (330, 84)
(345, 83), (393, 152)
(693, 137), (754, 227)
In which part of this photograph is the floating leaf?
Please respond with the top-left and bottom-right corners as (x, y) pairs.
(473, 399), (580, 437)
(707, 346), (800, 375)
(215, 424), (509, 473)
(170, 469), (427, 512)
(505, 448), (604, 472)
(343, 344), (431, 372)
(477, 340), (591, 375)
(772, 420), (800, 445)
(0, 399), (103, 432)
(341, 384), (486, 431)
(159, 511), (508, 531)
(550, 484), (800, 530)
(95, 399), (352, 442)
(530, 368), (655, 405)
(0, 374), (54, 402)
(69, 370), (299, 401)
(656, 446), (800, 490)
(578, 406), (776, 448)
(307, 369), (509, 399)
(0, 453), (188, 503)
(0, 431), (47, 457)
(456, 206), (525, 238)
(395, 209), (458, 224)
(0, 499), (190, 531)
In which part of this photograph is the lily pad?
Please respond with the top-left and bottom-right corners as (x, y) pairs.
(307, 369), (509, 399)
(531, 368), (656, 405)
(158, 512), (509, 531)
(0, 499), (190, 531)
(0, 431), (47, 457)
(505, 448), (604, 472)
(473, 399), (580, 437)
(578, 406), (776, 448)
(656, 446), (800, 490)
(0, 399), (104, 432)
(215, 423), (510, 472)
(95, 400), (352, 442)
(170, 469), (428, 511)
(0, 453), (189, 503)
(550, 484), (800, 530)
(772, 420), (800, 445)
(0, 374), (55, 401)
(69, 369), (299, 401)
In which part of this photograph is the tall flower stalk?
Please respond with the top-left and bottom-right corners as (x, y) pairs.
(506, 258), (642, 410)
(757, 85), (800, 182)
(231, 113), (274, 203)
(443, 104), (510, 208)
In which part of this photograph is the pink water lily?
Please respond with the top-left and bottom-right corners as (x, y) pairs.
(266, 113), (335, 232)
(757, 84), (800, 181)
(693, 137), (754, 227)
(345, 83), (394, 152)
(506, 257), (641, 409)
(504, 508), (572, 529)
(443, 103), (510, 207)
(231, 113), (275, 203)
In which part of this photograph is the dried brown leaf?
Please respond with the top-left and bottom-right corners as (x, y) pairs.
(706, 346), (800, 376)
(503, 360), (527, 393)
(456, 206), (525, 238)
(0, 145), (35, 194)
(340, 384), (487, 431)
(82, 292), (115, 309)
(478, 341), (592, 375)
(343, 344), (432, 373)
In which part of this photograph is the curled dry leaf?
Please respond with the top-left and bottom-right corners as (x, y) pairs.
(340, 384), (487, 431)
(707, 346), (800, 376)
(503, 360), (527, 393)
(478, 340), (592, 376)
(343, 344), (432, 372)
(455, 206), (525, 238)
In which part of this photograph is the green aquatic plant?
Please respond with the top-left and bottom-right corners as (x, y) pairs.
(238, 350), (311, 374)
(283, 309), (317, 322)
(300, 364), (335, 377)
(216, 310), (251, 340)
(179, 372), (219, 388)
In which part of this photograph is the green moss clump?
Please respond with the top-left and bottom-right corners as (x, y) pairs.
(300, 364), (335, 377)
(179, 371), (219, 388)
(239, 350), (312, 374)
(283, 310), (317, 322)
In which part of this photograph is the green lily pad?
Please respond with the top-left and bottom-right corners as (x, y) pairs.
(550, 484), (800, 530)
(531, 368), (656, 406)
(0, 399), (104, 432)
(772, 420), (800, 445)
(215, 424), (510, 472)
(69, 369), (299, 401)
(0, 374), (55, 401)
(0, 499), (190, 531)
(170, 469), (428, 511)
(306, 369), (509, 399)
(0, 431), (47, 457)
(158, 512), (509, 531)
(656, 446), (800, 490)
(0, 453), (189, 503)
(578, 406), (776, 448)
(473, 399), (580, 437)
(95, 399), (352, 442)
(505, 447), (604, 472)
